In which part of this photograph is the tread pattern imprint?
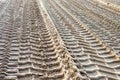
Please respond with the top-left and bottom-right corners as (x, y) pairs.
(0, 0), (120, 80)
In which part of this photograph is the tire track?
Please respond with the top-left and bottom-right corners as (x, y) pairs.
(43, 0), (120, 79)
(0, 0), (119, 80)
(17, 0), (80, 80)
(58, 0), (120, 60)
(0, 0), (20, 80)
